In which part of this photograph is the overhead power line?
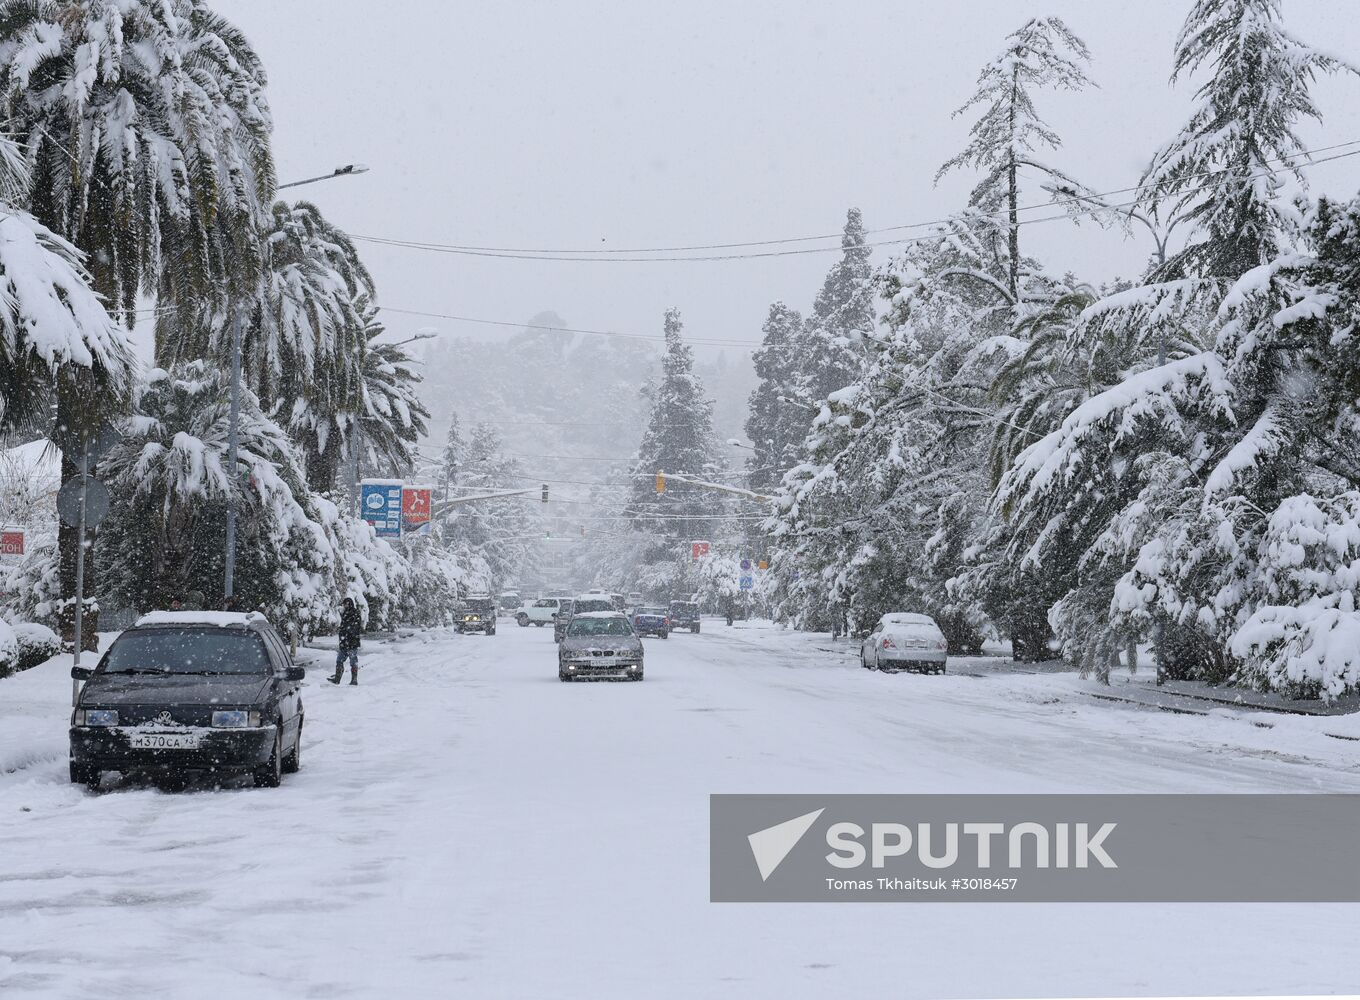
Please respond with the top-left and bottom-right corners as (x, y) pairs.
(349, 140), (1360, 261)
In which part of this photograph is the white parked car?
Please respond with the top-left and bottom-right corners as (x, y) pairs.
(860, 613), (948, 674)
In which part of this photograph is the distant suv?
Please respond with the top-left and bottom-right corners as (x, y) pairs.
(517, 598), (564, 627)
(555, 594), (616, 643)
(632, 607), (670, 639)
(668, 601), (701, 634)
(69, 611), (305, 789)
(458, 595), (497, 635)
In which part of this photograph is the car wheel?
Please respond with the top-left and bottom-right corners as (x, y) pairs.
(867, 654), (878, 671)
(282, 720), (302, 774)
(253, 728), (283, 788)
(70, 759), (98, 788)
(692, 625), (700, 634)
(559, 671), (571, 682)
(487, 626), (496, 636)
(517, 614), (529, 627)
(660, 631), (668, 639)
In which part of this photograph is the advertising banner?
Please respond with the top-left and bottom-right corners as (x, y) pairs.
(402, 485), (434, 536)
(691, 540), (711, 561)
(0, 528), (23, 557)
(361, 480), (404, 539)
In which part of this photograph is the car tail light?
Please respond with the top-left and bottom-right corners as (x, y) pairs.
(881, 636), (896, 649)
(663, 618), (669, 626)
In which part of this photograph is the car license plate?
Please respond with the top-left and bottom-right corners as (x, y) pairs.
(128, 731), (201, 750)
(588, 658), (618, 667)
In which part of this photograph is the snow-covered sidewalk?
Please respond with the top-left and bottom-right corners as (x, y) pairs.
(2, 619), (1358, 998)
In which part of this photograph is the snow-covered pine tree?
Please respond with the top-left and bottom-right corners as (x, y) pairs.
(1000, 0), (1359, 683)
(628, 309), (727, 592)
(798, 209), (875, 404)
(744, 303), (809, 494)
(1140, 0), (1358, 280)
(439, 421), (538, 593)
(936, 17), (1096, 305)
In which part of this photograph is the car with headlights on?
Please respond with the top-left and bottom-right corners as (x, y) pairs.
(631, 606), (670, 638)
(69, 611), (305, 789)
(558, 612), (644, 681)
(860, 613), (948, 673)
(457, 594), (497, 635)
(555, 593), (615, 643)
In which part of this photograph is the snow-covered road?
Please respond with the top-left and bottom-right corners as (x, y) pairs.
(3, 620), (1359, 998)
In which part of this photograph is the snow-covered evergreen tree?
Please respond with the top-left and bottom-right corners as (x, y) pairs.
(744, 302), (809, 494)
(936, 17), (1096, 304)
(798, 209), (875, 403)
(1140, 0), (1358, 280)
(628, 308), (727, 593)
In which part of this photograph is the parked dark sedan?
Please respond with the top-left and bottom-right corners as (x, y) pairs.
(558, 612), (644, 681)
(69, 612), (305, 789)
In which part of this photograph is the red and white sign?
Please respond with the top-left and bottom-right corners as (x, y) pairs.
(690, 540), (711, 562)
(402, 486), (434, 536)
(0, 529), (24, 557)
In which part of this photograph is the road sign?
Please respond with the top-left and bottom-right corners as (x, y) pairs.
(402, 485), (433, 536)
(739, 558), (752, 572)
(0, 528), (23, 557)
(691, 540), (711, 561)
(57, 477), (110, 528)
(739, 575), (754, 591)
(361, 480), (404, 538)
(758, 559), (768, 570)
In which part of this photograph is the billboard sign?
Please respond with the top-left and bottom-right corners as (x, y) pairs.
(402, 485), (434, 536)
(0, 528), (23, 557)
(361, 480), (404, 539)
(691, 540), (711, 562)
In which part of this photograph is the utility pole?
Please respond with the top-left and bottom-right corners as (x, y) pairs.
(224, 311), (243, 600)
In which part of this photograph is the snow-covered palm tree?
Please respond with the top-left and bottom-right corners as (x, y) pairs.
(0, 131), (134, 438)
(0, 0), (275, 321)
(355, 295), (429, 481)
(160, 199), (376, 490)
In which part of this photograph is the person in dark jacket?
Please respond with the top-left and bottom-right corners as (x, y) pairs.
(330, 598), (363, 685)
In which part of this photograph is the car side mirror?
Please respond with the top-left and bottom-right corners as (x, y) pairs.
(282, 666), (306, 682)
(71, 666), (93, 680)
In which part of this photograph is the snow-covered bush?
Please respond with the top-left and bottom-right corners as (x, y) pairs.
(10, 622), (60, 673)
(0, 619), (16, 677)
(0, 538), (61, 628)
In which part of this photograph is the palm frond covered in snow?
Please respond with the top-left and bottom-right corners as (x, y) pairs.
(0, 0), (275, 320)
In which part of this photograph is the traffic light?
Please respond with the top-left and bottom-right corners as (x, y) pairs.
(655, 472), (665, 493)
(580, 525), (587, 537)
(541, 483), (549, 503)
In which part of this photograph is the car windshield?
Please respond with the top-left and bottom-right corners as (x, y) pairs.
(671, 603), (697, 613)
(568, 617), (634, 637)
(101, 628), (272, 675)
(465, 601), (493, 612)
(534, 599), (556, 608)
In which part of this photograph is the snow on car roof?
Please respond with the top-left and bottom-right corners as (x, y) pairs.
(574, 611), (627, 618)
(573, 594), (615, 602)
(135, 611), (269, 628)
(882, 613), (938, 626)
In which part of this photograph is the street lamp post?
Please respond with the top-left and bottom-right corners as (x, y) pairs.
(223, 164), (369, 601)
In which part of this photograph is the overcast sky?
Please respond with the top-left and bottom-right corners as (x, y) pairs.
(217, 0), (1360, 356)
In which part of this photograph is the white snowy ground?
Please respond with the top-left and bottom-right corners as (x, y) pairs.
(2, 620), (1359, 999)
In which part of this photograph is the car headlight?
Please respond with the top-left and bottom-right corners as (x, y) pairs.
(211, 710), (261, 728)
(79, 709), (119, 727)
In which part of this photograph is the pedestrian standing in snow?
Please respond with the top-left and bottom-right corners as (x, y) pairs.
(330, 598), (363, 685)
